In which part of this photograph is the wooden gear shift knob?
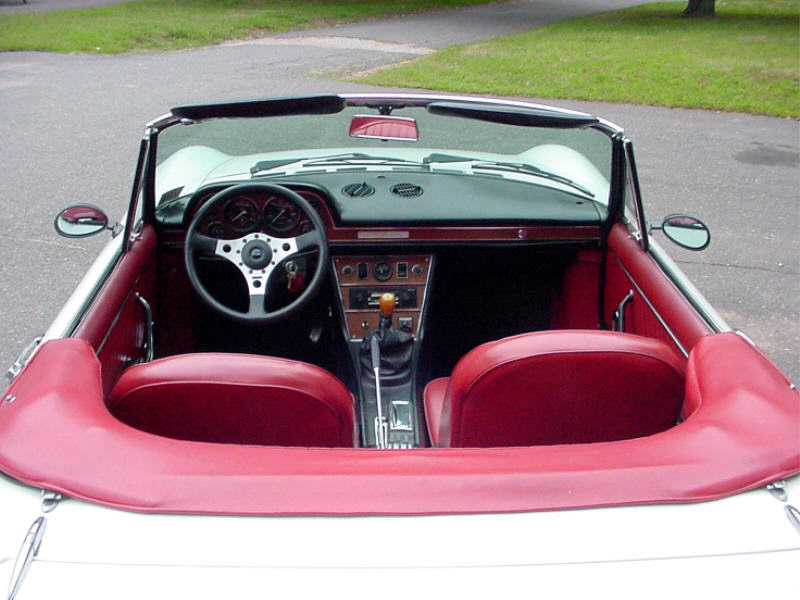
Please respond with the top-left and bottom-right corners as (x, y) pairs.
(379, 292), (396, 316)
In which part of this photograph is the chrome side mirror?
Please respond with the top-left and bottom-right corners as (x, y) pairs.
(650, 214), (710, 251)
(54, 204), (120, 238)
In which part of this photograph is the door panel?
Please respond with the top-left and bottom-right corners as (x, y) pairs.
(73, 226), (157, 395)
(605, 224), (711, 358)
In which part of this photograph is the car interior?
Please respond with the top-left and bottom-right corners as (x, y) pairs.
(69, 177), (713, 451)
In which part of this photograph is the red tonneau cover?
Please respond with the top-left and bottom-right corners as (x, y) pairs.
(0, 333), (797, 515)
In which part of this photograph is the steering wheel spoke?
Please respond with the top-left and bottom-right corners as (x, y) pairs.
(191, 232), (220, 255)
(246, 292), (268, 317)
(295, 230), (321, 253)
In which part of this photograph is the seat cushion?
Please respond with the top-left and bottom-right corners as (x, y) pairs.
(108, 353), (355, 447)
(423, 377), (449, 446)
(425, 330), (685, 448)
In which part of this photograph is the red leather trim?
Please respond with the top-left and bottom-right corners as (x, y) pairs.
(74, 226), (156, 348)
(550, 250), (602, 329)
(423, 377), (449, 446)
(73, 225), (158, 395)
(1, 334), (796, 516)
(605, 224), (711, 355)
(434, 330), (684, 447)
(107, 353), (356, 448)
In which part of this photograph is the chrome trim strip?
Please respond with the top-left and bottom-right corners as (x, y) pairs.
(613, 256), (689, 358)
(648, 239), (732, 334)
(6, 336), (42, 383)
(340, 93), (625, 136)
(145, 111), (177, 130)
(8, 516), (46, 600)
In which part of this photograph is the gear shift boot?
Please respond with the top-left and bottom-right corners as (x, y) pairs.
(359, 293), (413, 381)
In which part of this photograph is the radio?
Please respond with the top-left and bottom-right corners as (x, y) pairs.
(349, 287), (418, 310)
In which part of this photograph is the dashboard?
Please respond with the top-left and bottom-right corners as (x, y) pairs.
(182, 183), (601, 245)
(176, 181), (603, 340)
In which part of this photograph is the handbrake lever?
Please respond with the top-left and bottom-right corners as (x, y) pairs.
(371, 336), (387, 449)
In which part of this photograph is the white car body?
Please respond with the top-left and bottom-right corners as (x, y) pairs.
(2, 473), (799, 599)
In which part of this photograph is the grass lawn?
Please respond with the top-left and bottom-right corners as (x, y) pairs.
(356, 0), (799, 117)
(0, 0), (496, 54)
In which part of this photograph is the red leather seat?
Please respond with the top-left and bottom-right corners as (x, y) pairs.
(424, 330), (685, 448)
(108, 353), (356, 447)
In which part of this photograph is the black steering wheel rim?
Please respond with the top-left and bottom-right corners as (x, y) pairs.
(184, 182), (329, 325)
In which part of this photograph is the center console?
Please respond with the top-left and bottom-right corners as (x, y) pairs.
(332, 254), (434, 448)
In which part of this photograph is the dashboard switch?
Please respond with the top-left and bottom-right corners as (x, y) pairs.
(398, 317), (413, 332)
(397, 262), (408, 278)
(357, 262), (368, 279)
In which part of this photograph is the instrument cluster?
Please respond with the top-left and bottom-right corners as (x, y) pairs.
(197, 191), (316, 239)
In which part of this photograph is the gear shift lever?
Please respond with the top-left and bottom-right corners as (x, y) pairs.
(360, 292), (413, 379)
(359, 292), (414, 447)
(378, 292), (396, 332)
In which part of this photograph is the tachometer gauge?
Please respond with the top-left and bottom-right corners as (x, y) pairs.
(223, 197), (259, 232)
(263, 196), (300, 233)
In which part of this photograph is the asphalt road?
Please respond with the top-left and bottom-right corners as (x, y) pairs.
(0, 0), (797, 384)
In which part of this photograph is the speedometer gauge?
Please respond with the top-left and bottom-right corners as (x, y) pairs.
(223, 197), (259, 232)
(263, 196), (300, 233)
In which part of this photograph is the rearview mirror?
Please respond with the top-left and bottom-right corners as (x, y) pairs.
(349, 115), (418, 142)
(651, 214), (710, 251)
(54, 204), (112, 238)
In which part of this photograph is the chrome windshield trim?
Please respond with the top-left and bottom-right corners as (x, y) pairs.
(145, 111), (179, 131)
(340, 93), (625, 136)
(144, 93), (625, 138)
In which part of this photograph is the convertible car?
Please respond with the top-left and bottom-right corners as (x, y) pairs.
(2, 94), (798, 597)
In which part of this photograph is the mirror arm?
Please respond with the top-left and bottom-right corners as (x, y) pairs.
(647, 220), (662, 234)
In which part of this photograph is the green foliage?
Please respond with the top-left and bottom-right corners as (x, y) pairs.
(0, 0), (496, 54)
(357, 0), (800, 117)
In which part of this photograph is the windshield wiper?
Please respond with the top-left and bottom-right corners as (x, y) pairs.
(470, 161), (595, 198)
(302, 153), (423, 167)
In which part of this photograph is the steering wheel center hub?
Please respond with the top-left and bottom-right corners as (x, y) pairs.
(242, 239), (272, 270)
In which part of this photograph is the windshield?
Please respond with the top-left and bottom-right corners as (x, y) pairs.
(153, 101), (613, 223)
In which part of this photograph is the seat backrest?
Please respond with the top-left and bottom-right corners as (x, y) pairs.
(107, 353), (356, 447)
(437, 330), (685, 447)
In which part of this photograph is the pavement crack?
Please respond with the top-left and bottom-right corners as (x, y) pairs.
(675, 258), (798, 276)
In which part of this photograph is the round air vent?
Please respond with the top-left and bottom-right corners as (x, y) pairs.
(390, 183), (423, 198)
(342, 182), (375, 198)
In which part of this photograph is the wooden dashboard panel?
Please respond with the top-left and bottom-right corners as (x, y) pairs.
(333, 255), (433, 341)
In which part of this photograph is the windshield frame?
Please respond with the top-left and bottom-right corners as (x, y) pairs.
(143, 94), (625, 229)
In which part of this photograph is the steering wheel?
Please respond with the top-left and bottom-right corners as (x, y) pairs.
(184, 183), (329, 325)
